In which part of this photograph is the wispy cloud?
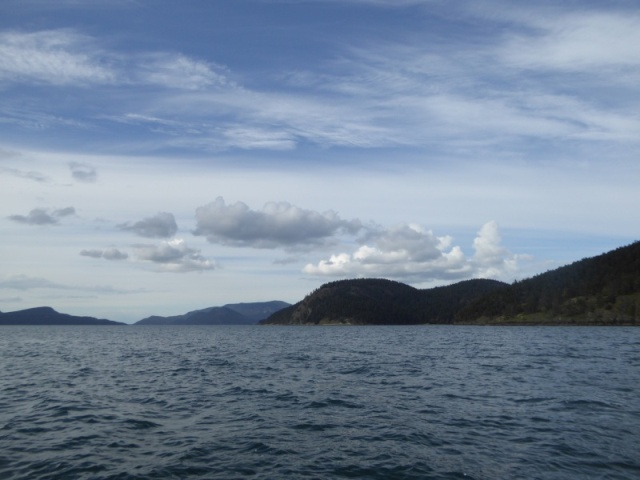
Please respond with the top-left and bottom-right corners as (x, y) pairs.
(2, 3), (639, 158)
(0, 30), (115, 85)
(0, 165), (49, 182)
(136, 53), (232, 91)
(499, 11), (640, 73)
(0, 29), (232, 91)
(0, 274), (141, 294)
(9, 207), (75, 226)
(80, 248), (128, 261)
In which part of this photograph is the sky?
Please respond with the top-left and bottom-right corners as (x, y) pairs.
(1, 0), (639, 323)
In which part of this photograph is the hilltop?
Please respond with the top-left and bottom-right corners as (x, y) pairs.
(262, 241), (640, 326)
(261, 278), (506, 325)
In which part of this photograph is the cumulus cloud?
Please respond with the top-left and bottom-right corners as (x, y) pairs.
(304, 221), (522, 282)
(134, 238), (214, 272)
(118, 212), (178, 239)
(193, 196), (363, 250)
(471, 220), (529, 279)
(69, 161), (97, 182)
(80, 248), (128, 261)
(9, 207), (75, 225)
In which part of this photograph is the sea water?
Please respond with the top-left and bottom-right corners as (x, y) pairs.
(0, 325), (639, 479)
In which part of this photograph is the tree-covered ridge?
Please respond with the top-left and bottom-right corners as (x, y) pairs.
(261, 278), (507, 325)
(455, 241), (640, 324)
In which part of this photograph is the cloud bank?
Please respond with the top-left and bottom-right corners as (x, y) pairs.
(304, 221), (523, 283)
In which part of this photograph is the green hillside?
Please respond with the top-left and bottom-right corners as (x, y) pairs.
(455, 241), (640, 324)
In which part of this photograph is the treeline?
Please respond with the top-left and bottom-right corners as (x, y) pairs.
(455, 241), (640, 324)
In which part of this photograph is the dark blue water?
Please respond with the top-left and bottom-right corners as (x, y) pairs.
(1, 325), (639, 479)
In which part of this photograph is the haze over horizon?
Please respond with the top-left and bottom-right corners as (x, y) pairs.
(1, 0), (638, 323)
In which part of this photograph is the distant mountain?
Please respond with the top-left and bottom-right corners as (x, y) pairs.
(224, 301), (291, 322)
(0, 307), (124, 325)
(261, 278), (506, 325)
(262, 241), (640, 326)
(135, 301), (290, 325)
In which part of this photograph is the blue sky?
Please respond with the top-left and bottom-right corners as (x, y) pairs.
(1, 0), (639, 322)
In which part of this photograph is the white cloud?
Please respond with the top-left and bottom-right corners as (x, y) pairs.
(0, 29), (232, 92)
(134, 238), (214, 273)
(501, 12), (640, 72)
(118, 212), (178, 239)
(471, 220), (521, 279)
(304, 221), (523, 282)
(193, 196), (363, 250)
(137, 53), (231, 90)
(0, 30), (115, 85)
(8, 207), (75, 226)
(221, 126), (297, 150)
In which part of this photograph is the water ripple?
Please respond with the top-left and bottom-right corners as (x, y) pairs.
(0, 325), (639, 479)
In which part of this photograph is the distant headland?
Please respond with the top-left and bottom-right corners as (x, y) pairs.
(0, 307), (125, 326)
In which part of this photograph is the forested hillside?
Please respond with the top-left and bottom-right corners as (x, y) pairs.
(261, 278), (507, 325)
(455, 241), (640, 324)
